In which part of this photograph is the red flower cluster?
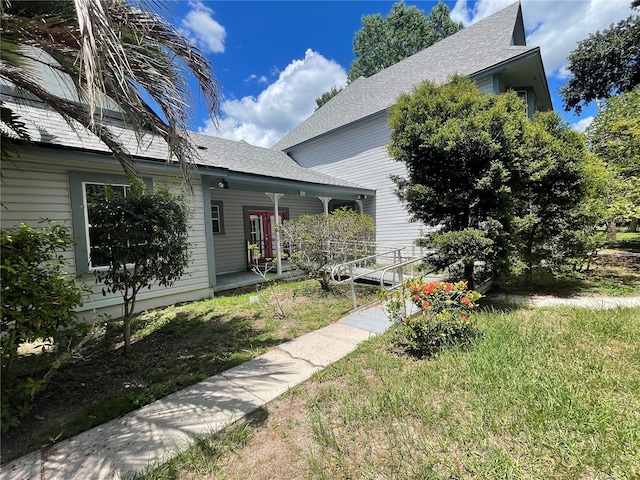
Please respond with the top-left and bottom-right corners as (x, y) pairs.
(404, 279), (480, 317)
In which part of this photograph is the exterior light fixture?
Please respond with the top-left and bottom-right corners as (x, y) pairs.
(217, 179), (229, 189)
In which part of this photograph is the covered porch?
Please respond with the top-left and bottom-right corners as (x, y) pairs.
(213, 261), (303, 292)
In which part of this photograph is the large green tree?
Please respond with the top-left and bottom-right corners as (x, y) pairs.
(1, 0), (220, 181)
(388, 76), (592, 285)
(560, 6), (639, 114)
(316, 1), (462, 109)
(586, 87), (640, 233)
(388, 76), (529, 285)
(513, 112), (591, 273)
(349, 0), (462, 82)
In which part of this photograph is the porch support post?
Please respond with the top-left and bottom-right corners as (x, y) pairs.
(318, 197), (332, 215)
(266, 192), (285, 276)
(356, 199), (364, 214)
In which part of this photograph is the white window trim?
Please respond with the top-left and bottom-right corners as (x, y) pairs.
(516, 90), (529, 117)
(83, 182), (131, 271)
(211, 200), (225, 235)
(69, 171), (153, 275)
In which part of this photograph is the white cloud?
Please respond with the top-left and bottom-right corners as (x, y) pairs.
(451, 0), (513, 24)
(556, 65), (572, 80)
(571, 116), (594, 132)
(451, 0), (634, 77)
(200, 49), (347, 147)
(245, 74), (268, 84)
(180, 1), (226, 54)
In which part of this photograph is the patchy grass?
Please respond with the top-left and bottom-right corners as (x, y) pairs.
(496, 254), (640, 297)
(608, 231), (640, 253)
(138, 306), (640, 480)
(0, 280), (378, 464)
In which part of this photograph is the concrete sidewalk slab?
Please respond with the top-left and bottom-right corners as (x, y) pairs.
(38, 375), (267, 480)
(489, 294), (640, 309)
(221, 349), (320, 403)
(279, 323), (373, 367)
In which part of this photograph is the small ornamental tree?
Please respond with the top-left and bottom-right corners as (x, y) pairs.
(281, 208), (374, 291)
(89, 184), (191, 354)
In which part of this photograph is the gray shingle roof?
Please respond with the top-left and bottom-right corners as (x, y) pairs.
(273, 2), (537, 151)
(1, 96), (368, 190)
(187, 132), (368, 189)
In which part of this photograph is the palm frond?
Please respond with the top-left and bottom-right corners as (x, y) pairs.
(0, 0), (221, 182)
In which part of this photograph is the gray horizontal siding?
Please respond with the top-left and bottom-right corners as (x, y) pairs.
(289, 116), (431, 248)
(1, 148), (211, 317)
(209, 189), (326, 274)
(475, 75), (495, 94)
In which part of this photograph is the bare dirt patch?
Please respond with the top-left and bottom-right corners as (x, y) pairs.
(214, 389), (316, 480)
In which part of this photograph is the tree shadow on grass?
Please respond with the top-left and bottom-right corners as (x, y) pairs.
(491, 270), (590, 298)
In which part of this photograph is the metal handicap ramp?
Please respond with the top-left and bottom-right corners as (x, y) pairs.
(330, 244), (443, 310)
(339, 301), (394, 334)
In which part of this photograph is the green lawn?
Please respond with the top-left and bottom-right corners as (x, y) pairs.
(139, 306), (640, 479)
(611, 231), (640, 252)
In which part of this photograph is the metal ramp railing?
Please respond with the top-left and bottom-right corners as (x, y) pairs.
(330, 244), (441, 309)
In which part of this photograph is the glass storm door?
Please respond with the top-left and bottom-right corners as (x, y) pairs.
(247, 210), (286, 264)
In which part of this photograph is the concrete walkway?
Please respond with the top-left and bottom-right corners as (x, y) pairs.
(488, 294), (640, 309)
(1, 302), (392, 480)
(3, 294), (639, 479)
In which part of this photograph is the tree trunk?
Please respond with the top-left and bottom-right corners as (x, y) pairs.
(319, 274), (332, 292)
(629, 218), (638, 233)
(606, 219), (617, 242)
(123, 316), (131, 355)
(463, 262), (475, 290)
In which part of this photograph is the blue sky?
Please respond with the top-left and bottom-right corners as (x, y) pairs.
(165, 0), (635, 147)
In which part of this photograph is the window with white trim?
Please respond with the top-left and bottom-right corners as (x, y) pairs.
(211, 200), (225, 234)
(69, 171), (152, 274)
(84, 182), (130, 269)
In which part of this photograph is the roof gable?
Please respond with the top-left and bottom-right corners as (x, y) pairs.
(273, 2), (540, 151)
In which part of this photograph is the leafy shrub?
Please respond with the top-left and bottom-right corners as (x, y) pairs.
(282, 208), (374, 291)
(1, 222), (87, 431)
(1, 223), (85, 368)
(381, 279), (481, 357)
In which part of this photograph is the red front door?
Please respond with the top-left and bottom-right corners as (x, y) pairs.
(247, 210), (286, 264)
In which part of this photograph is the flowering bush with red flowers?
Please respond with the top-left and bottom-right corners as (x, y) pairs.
(380, 279), (482, 357)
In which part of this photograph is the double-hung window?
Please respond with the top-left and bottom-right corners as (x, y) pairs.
(211, 200), (225, 234)
(69, 171), (152, 274)
(84, 182), (129, 269)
